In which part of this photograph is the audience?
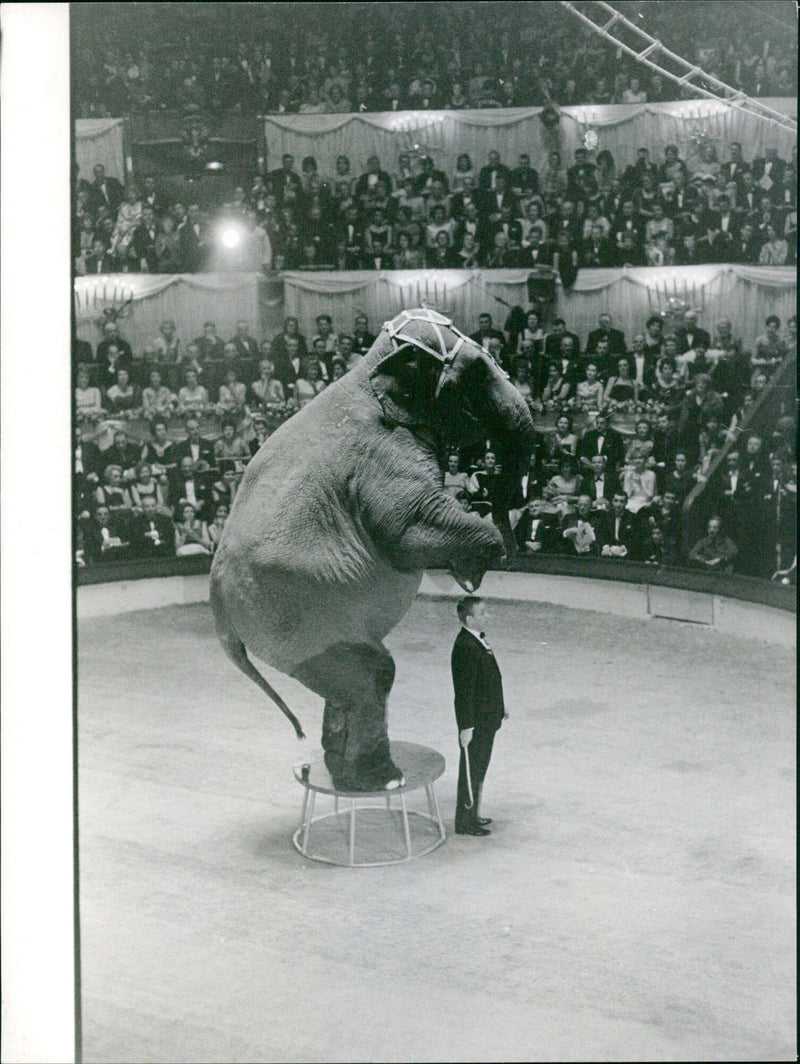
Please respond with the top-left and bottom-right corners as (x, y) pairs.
(75, 304), (795, 579)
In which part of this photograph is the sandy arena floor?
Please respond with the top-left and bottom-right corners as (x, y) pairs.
(77, 596), (795, 1063)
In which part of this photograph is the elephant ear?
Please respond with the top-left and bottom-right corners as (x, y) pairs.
(369, 341), (444, 427)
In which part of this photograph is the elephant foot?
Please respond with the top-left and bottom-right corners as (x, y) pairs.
(325, 748), (405, 792)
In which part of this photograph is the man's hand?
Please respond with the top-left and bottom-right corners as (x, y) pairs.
(459, 728), (474, 748)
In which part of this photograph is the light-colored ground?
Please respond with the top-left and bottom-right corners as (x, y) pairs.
(78, 598), (795, 1063)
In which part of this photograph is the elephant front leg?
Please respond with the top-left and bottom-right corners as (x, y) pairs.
(293, 643), (405, 792)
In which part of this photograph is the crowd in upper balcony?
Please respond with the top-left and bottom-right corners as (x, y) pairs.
(74, 136), (798, 275)
(72, 1), (797, 118)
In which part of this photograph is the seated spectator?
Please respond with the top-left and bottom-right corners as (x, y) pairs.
(177, 368), (210, 415)
(103, 430), (140, 476)
(173, 501), (213, 556)
(509, 360), (534, 404)
(140, 418), (177, 476)
(105, 368), (139, 416)
(452, 153), (475, 192)
(75, 364), (105, 420)
(213, 421), (251, 470)
(250, 357), (286, 409)
(543, 457), (581, 511)
(442, 453), (471, 498)
(562, 494), (603, 555)
(688, 515), (738, 575)
(622, 454), (657, 515)
(575, 361), (605, 415)
(599, 491), (640, 559)
(294, 358), (326, 408)
(231, 318), (261, 361)
(579, 453), (619, 505)
(95, 464), (132, 512)
(109, 183), (143, 262)
(129, 462), (166, 512)
(759, 223), (789, 265)
(216, 367), (248, 417)
(141, 369), (177, 420)
(540, 362), (572, 408)
(195, 321), (226, 361)
(603, 356), (638, 408)
(173, 417), (215, 469)
(204, 503), (229, 552)
(249, 418), (271, 457)
(81, 504), (130, 564)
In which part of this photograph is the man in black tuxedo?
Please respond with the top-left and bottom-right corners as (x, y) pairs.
(579, 412), (625, 473)
(598, 491), (641, 559)
(128, 206), (159, 271)
(268, 154), (304, 204)
(355, 155), (393, 201)
(452, 597), (508, 837)
(169, 456), (212, 519)
(83, 238), (117, 275)
(720, 142), (751, 187)
(80, 504), (130, 564)
(579, 454), (619, 505)
(230, 319), (261, 360)
(129, 495), (176, 559)
(96, 320), (133, 364)
(676, 309), (711, 355)
(729, 223), (760, 264)
(752, 148), (786, 191)
(194, 321), (226, 361)
(509, 153), (540, 199)
(172, 419), (215, 469)
(102, 430), (140, 477)
(586, 314), (627, 359)
(544, 319), (580, 362)
(478, 150), (511, 193)
(86, 164), (124, 216)
(141, 175), (170, 218)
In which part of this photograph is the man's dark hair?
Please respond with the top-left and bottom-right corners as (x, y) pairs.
(766, 315), (781, 328)
(457, 596), (483, 624)
(316, 314), (332, 325)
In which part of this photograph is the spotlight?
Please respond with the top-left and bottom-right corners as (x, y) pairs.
(221, 226), (242, 249)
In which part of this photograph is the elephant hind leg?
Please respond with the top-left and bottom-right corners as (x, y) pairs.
(291, 642), (404, 792)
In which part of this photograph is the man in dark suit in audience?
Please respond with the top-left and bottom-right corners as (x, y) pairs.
(355, 155), (393, 200)
(544, 319), (581, 362)
(598, 491), (641, 559)
(579, 454), (619, 505)
(452, 597), (508, 837)
(517, 496), (558, 554)
(478, 149), (511, 192)
(470, 313), (506, 350)
(129, 495), (176, 559)
(579, 412), (626, 473)
(169, 456), (211, 519)
(268, 153), (304, 204)
(586, 314), (627, 359)
(178, 204), (209, 272)
(81, 504), (130, 564)
(86, 164), (125, 216)
(172, 418), (215, 469)
(676, 309), (711, 355)
(102, 430), (140, 477)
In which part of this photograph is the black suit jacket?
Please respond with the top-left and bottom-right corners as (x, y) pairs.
(87, 176), (125, 216)
(451, 627), (505, 734)
(586, 327), (627, 358)
(579, 426), (626, 471)
(578, 471), (620, 503)
(172, 438), (216, 467)
(129, 512), (176, 558)
(597, 508), (641, 558)
(478, 163), (511, 191)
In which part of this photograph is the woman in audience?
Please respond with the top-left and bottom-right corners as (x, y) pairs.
(213, 420), (250, 470)
(95, 464), (132, 513)
(758, 223), (789, 265)
(293, 358), (326, 408)
(575, 361), (605, 415)
(140, 418), (176, 476)
(625, 418), (655, 465)
(154, 213), (181, 273)
(541, 361), (573, 407)
(393, 229), (425, 269)
(543, 457), (581, 511)
(130, 461), (165, 511)
(249, 357), (285, 410)
(622, 454), (657, 514)
(604, 356), (638, 407)
(174, 502), (213, 555)
(541, 150), (567, 197)
(204, 503), (229, 552)
(177, 367), (210, 415)
(216, 366), (248, 418)
(509, 359), (533, 404)
(109, 183), (143, 262)
(516, 309), (546, 356)
(451, 152), (474, 192)
(75, 364), (105, 421)
(105, 368), (139, 416)
(141, 369), (177, 420)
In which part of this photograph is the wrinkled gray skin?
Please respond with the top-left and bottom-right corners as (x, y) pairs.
(210, 309), (535, 791)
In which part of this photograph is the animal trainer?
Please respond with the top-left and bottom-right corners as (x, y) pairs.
(211, 308), (535, 793)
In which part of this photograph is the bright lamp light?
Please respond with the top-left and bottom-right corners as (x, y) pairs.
(221, 226), (242, 249)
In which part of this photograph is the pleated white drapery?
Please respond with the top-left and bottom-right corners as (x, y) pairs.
(73, 273), (261, 352)
(75, 118), (127, 183)
(263, 98), (797, 182)
(281, 265), (797, 352)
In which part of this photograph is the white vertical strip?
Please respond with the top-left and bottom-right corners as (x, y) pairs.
(1, 5), (75, 1062)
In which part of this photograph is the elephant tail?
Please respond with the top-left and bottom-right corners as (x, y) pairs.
(210, 581), (306, 740)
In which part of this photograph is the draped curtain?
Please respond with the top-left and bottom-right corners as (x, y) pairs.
(282, 266), (796, 351)
(73, 273), (261, 352)
(263, 98), (796, 182)
(75, 118), (127, 183)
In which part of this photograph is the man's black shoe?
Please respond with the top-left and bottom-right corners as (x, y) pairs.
(455, 825), (491, 836)
(476, 817), (493, 826)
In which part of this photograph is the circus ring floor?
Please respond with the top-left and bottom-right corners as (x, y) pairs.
(77, 582), (795, 1063)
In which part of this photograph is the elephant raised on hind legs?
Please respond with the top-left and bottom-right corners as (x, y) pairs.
(210, 308), (535, 791)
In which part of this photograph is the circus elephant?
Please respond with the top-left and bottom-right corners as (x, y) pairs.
(210, 308), (535, 792)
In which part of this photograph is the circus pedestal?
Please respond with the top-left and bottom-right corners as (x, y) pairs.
(292, 741), (446, 867)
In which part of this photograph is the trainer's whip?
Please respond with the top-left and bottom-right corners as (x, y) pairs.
(464, 745), (474, 810)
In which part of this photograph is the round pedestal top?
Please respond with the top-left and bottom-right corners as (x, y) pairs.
(293, 740), (446, 797)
